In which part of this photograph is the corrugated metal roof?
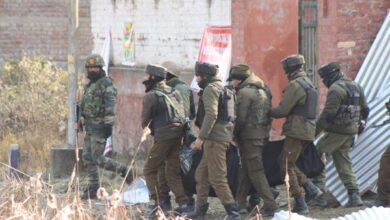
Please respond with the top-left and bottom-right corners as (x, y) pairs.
(325, 12), (390, 206)
(331, 207), (390, 220)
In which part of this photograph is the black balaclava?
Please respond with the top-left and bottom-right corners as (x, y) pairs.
(142, 75), (164, 92)
(284, 64), (303, 80)
(322, 71), (344, 88)
(166, 72), (176, 81)
(87, 67), (105, 81)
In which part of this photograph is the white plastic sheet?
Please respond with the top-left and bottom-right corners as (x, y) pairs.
(122, 177), (150, 204)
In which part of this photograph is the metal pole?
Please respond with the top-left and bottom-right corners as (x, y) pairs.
(67, 0), (79, 147)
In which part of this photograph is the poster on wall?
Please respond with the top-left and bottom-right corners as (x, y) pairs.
(190, 26), (232, 92)
(122, 21), (136, 66)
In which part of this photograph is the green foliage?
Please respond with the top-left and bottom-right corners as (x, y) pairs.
(0, 57), (68, 173)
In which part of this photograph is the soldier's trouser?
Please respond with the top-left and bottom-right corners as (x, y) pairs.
(314, 132), (358, 190)
(195, 140), (235, 205)
(236, 139), (278, 210)
(279, 137), (310, 197)
(377, 144), (390, 202)
(143, 137), (188, 204)
(158, 162), (194, 200)
(82, 133), (128, 186)
(157, 163), (171, 198)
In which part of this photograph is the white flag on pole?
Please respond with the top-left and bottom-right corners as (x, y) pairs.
(101, 29), (113, 156)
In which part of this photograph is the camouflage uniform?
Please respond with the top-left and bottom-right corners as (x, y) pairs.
(315, 62), (369, 207)
(229, 65), (278, 216)
(80, 54), (131, 198)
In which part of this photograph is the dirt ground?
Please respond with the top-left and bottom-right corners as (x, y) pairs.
(47, 168), (373, 220)
(55, 179), (369, 220)
(202, 186), (367, 220)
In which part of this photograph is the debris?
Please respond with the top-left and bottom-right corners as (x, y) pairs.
(122, 178), (149, 204)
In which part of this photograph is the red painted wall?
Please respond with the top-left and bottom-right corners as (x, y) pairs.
(232, 0), (299, 139)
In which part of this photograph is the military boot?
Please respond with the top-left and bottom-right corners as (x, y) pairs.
(120, 167), (133, 184)
(271, 187), (280, 199)
(223, 203), (241, 220)
(260, 207), (280, 217)
(307, 194), (327, 207)
(174, 202), (194, 214)
(303, 182), (325, 206)
(187, 196), (195, 211)
(347, 189), (363, 207)
(145, 201), (158, 219)
(185, 202), (209, 220)
(292, 195), (309, 215)
(81, 184), (99, 200)
(247, 193), (261, 213)
(159, 195), (172, 213)
(238, 203), (248, 215)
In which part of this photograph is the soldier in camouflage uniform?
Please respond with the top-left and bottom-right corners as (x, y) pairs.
(186, 61), (240, 220)
(269, 55), (323, 214)
(156, 61), (196, 212)
(141, 64), (191, 217)
(80, 54), (132, 200)
(314, 62), (369, 207)
(228, 64), (279, 217)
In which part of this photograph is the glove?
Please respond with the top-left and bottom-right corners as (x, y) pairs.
(102, 124), (112, 138)
(358, 120), (366, 135)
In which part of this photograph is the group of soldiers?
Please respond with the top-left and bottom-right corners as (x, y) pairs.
(77, 53), (390, 219)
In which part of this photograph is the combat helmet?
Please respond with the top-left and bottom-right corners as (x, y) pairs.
(85, 54), (105, 68)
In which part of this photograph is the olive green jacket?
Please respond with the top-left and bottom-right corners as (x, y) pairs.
(270, 71), (316, 140)
(316, 77), (369, 135)
(167, 77), (195, 119)
(198, 79), (234, 142)
(141, 81), (184, 141)
(234, 74), (271, 140)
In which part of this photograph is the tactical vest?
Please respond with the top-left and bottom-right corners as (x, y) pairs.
(247, 84), (273, 127)
(217, 86), (236, 124)
(333, 80), (361, 126)
(151, 88), (185, 130)
(168, 78), (196, 119)
(195, 91), (205, 128)
(195, 85), (236, 127)
(290, 77), (318, 119)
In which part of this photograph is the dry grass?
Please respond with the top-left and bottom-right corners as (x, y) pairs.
(0, 170), (192, 220)
(0, 126), (190, 220)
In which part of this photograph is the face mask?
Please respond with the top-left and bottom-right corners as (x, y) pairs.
(322, 78), (332, 88)
(87, 68), (104, 81)
(322, 72), (343, 88)
(142, 76), (160, 92)
(166, 72), (175, 81)
(197, 78), (208, 89)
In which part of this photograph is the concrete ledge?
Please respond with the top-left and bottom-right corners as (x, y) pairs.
(50, 146), (83, 179)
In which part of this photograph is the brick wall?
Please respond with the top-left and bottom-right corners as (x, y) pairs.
(90, 0), (231, 68)
(0, 0), (92, 67)
(317, 0), (390, 107)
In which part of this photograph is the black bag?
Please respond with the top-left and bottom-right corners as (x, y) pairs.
(263, 140), (325, 186)
(181, 139), (324, 196)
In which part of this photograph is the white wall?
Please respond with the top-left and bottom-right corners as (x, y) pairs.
(90, 0), (231, 68)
